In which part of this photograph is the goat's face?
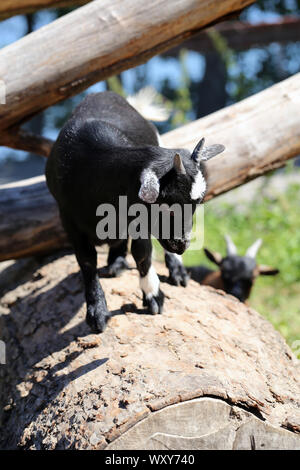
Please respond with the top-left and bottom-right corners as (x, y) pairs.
(138, 138), (225, 255)
(154, 151), (200, 254)
(220, 255), (257, 301)
(204, 236), (279, 302)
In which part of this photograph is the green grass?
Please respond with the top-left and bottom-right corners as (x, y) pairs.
(154, 178), (300, 355)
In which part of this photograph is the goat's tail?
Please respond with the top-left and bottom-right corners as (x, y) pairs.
(127, 87), (170, 122)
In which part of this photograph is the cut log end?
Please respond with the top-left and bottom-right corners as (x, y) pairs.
(0, 251), (299, 450)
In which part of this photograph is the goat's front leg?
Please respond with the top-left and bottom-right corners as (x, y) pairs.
(164, 250), (189, 287)
(131, 239), (164, 314)
(61, 215), (109, 333)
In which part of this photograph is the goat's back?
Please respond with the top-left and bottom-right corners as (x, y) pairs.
(46, 92), (160, 196)
(189, 266), (224, 290)
(189, 266), (214, 283)
(45, 92), (161, 240)
(68, 91), (159, 147)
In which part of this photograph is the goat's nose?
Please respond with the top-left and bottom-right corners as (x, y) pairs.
(178, 239), (190, 253)
(167, 238), (189, 254)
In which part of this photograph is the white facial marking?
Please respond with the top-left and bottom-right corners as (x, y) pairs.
(140, 265), (160, 299)
(190, 170), (206, 201)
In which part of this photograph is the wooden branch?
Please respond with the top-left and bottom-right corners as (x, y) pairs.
(166, 16), (300, 55)
(1, 252), (300, 449)
(0, 0), (89, 20)
(0, 128), (54, 157)
(163, 72), (300, 200)
(0, 0), (255, 133)
(0, 176), (69, 261)
(2, 17), (299, 158)
(0, 72), (299, 262)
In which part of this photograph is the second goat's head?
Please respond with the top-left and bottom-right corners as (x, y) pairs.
(204, 235), (279, 302)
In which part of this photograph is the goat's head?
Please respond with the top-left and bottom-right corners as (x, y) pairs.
(204, 235), (279, 302)
(138, 138), (225, 254)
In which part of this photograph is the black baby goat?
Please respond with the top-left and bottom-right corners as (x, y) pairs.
(189, 235), (279, 302)
(46, 89), (225, 332)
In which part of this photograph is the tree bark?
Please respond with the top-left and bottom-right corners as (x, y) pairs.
(0, 0), (255, 135)
(0, 72), (299, 262)
(0, 252), (299, 449)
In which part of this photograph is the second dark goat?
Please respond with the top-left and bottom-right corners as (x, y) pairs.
(189, 235), (279, 302)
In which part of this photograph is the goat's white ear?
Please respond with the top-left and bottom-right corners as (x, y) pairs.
(200, 144), (225, 161)
(204, 248), (223, 266)
(138, 168), (160, 203)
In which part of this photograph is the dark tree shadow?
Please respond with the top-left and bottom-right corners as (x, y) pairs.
(0, 250), (162, 448)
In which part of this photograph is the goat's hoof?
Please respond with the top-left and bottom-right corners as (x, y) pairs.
(106, 257), (129, 277)
(169, 265), (190, 287)
(143, 289), (164, 315)
(86, 308), (110, 334)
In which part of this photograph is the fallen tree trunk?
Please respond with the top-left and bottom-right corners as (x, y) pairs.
(0, 0), (89, 20)
(0, 0), (255, 135)
(0, 252), (299, 449)
(0, 177), (68, 261)
(0, 73), (300, 262)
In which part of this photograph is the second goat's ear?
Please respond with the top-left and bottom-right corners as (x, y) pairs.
(204, 248), (223, 266)
(258, 265), (280, 276)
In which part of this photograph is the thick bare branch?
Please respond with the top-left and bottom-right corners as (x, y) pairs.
(0, 128), (54, 157)
(162, 72), (300, 199)
(3, 17), (299, 158)
(0, 0), (255, 133)
(0, 72), (299, 262)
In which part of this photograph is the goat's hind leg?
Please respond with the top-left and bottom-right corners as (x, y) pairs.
(61, 213), (109, 333)
(164, 250), (189, 287)
(131, 239), (164, 314)
(106, 239), (129, 277)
